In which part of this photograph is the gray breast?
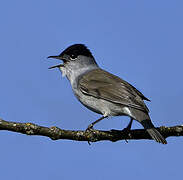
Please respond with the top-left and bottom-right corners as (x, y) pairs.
(72, 79), (103, 115)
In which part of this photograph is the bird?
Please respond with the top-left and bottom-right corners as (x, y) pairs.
(48, 44), (167, 144)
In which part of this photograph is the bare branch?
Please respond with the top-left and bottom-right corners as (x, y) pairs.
(0, 118), (182, 143)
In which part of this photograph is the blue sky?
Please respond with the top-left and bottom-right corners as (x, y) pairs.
(0, 0), (182, 179)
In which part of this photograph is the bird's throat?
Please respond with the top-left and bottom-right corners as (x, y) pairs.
(60, 64), (99, 86)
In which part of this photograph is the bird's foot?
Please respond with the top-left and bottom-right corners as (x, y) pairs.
(122, 127), (132, 143)
(86, 124), (94, 132)
(85, 124), (95, 145)
(110, 128), (131, 143)
(122, 127), (131, 133)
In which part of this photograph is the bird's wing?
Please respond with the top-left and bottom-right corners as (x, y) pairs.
(78, 69), (149, 113)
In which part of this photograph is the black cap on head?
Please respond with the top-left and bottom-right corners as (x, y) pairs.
(59, 44), (94, 58)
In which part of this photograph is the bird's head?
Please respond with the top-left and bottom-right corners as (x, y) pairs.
(48, 44), (98, 70)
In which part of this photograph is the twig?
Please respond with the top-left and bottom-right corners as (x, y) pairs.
(0, 118), (182, 143)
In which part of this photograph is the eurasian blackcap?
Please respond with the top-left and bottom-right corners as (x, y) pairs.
(48, 44), (167, 144)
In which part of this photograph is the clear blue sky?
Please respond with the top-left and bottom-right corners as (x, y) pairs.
(0, 0), (182, 179)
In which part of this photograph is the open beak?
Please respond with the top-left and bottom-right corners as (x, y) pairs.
(48, 64), (64, 69)
(47, 56), (62, 59)
(47, 55), (65, 69)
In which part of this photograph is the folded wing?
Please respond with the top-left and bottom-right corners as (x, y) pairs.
(79, 69), (149, 113)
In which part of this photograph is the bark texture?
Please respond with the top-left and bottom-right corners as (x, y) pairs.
(0, 118), (182, 143)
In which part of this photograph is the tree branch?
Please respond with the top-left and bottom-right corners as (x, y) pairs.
(0, 118), (182, 143)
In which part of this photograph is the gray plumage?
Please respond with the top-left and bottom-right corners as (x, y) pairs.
(48, 44), (167, 144)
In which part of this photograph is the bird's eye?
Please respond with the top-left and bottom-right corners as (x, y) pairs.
(70, 54), (77, 60)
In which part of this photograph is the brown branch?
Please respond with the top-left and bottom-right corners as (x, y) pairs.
(0, 118), (182, 143)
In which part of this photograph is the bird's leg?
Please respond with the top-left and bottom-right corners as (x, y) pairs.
(111, 118), (134, 143)
(122, 117), (133, 143)
(123, 117), (133, 131)
(86, 116), (107, 145)
(86, 116), (107, 131)
(111, 118), (133, 133)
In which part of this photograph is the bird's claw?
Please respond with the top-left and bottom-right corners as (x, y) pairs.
(86, 124), (94, 132)
(110, 129), (130, 143)
(122, 128), (132, 143)
(85, 124), (95, 145)
(122, 127), (130, 133)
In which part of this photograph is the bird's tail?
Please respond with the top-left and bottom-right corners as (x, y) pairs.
(129, 108), (167, 144)
(146, 128), (167, 144)
(140, 119), (167, 144)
